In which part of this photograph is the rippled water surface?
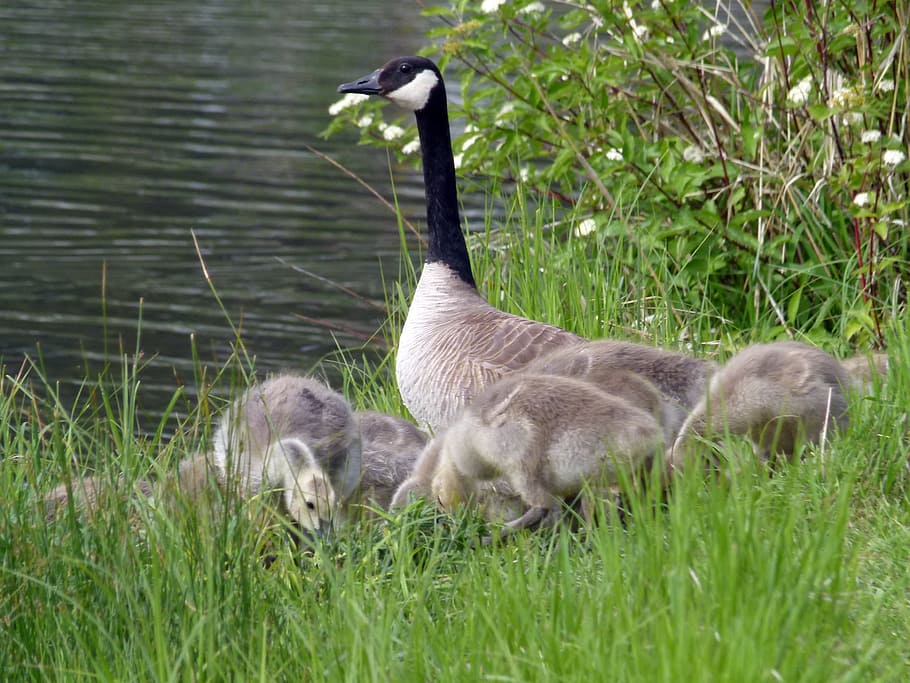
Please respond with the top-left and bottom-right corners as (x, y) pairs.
(0, 1), (437, 423)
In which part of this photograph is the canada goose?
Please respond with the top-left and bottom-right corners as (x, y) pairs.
(43, 453), (215, 522)
(212, 374), (361, 534)
(428, 373), (664, 534)
(355, 410), (429, 511)
(524, 340), (717, 444)
(668, 341), (850, 469)
(839, 352), (889, 393)
(44, 474), (155, 522)
(389, 427), (526, 522)
(338, 57), (583, 431)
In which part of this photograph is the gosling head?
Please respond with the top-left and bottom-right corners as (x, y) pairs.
(338, 56), (442, 112)
(284, 467), (337, 537)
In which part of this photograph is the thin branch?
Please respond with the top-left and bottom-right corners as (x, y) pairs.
(302, 143), (425, 246)
(275, 257), (386, 311)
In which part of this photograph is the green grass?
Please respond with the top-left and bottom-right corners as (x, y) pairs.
(2, 205), (908, 681)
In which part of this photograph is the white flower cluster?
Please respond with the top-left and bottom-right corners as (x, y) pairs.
(622, 2), (649, 41)
(853, 192), (872, 207)
(605, 148), (623, 162)
(683, 145), (706, 163)
(519, 1), (545, 14)
(328, 92), (368, 116)
(861, 130), (881, 144)
(883, 149), (906, 167)
(828, 86), (853, 108)
(786, 76), (812, 106)
(701, 23), (725, 41)
(574, 218), (597, 238)
(481, 0), (506, 13)
(381, 124), (405, 141)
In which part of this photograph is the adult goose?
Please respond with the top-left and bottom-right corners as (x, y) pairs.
(338, 57), (583, 431)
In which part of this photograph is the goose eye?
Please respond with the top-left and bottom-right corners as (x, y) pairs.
(306, 501), (316, 510)
(399, 63), (412, 74)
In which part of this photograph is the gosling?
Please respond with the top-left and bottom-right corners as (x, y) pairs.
(356, 410), (429, 511)
(43, 452), (215, 522)
(523, 340), (710, 444)
(390, 430), (525, 523)
(527, 339), (716, 410)
(212, 373), (361, 535)
(429, 372), (665, 535)
(668, 341), (850, 469)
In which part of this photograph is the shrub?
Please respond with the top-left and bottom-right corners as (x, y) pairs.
(327, 0), (908, 348)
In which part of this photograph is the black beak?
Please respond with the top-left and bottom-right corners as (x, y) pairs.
(337, 68), (382, 95)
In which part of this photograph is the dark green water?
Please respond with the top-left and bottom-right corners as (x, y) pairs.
(0, 1), (437, 424)
(0, 1), (768, 428)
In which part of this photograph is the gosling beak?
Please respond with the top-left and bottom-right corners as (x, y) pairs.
(337, 68), (382, 95)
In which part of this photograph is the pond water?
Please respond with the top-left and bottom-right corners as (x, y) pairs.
(0, 0), (440, 425)
(0, 1), (769, 429)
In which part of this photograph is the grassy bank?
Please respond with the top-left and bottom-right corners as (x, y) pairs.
(1, 213), (908, 680)
(5, 0), (910, 677)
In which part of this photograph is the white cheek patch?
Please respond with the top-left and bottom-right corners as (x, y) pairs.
(386, 70), (439, 111)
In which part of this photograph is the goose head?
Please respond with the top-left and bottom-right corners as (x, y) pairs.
(285, 467), (337, 537)
(338, 56), (443, 112)
(270, 437), (338, 536)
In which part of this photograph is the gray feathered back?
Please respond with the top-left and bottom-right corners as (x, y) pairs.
(213, 374), (361, 503)
(356, 411), (429, 509)
(526, 340), (716, 411)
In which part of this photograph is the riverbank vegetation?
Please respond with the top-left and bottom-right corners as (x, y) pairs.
(3, 0), (909, 680)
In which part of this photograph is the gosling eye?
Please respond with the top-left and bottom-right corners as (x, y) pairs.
(306, 501), (316, 511)
(399, 63), (412, 74)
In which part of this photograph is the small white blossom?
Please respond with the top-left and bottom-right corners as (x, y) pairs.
(701, 23), (726, 41)
(401, 139), (421, 155)
(883, 149), (906, 167)
(631, 20), (649, 41)
(382, 124), (405, 141)
(787, 76), (812, 106)
(861, 130), (881, 144)
(605, 148), (623, 162)
(828, 86), (853, 107)
(481, 0), (506, 13)
(683, 145), (706, 163)
(453, 153), (464, 170)
(519, 1), (545, 14)
(650, 0), (661, 8)
(519, 167), (530, 182)
(356, 114), (374, 129)
(328, 93), (369, 116)
(574, 218), (597, 237)
(853, 192), (871, 207)
(562, 32), (583, 47)
(875, 79), (895, 93)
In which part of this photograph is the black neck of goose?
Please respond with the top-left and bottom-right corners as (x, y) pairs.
(414, 85), (476, 289)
